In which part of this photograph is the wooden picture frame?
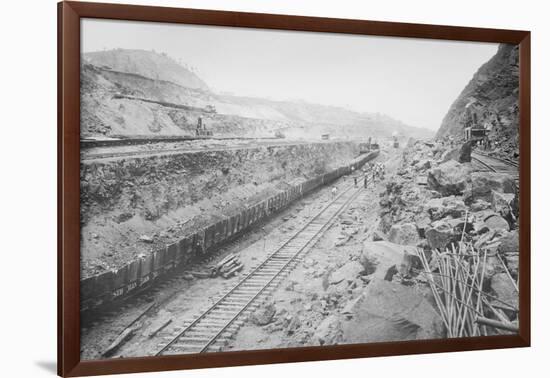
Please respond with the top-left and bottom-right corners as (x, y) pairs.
(58, 1), (531, 376)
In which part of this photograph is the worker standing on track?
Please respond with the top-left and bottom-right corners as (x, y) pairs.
(354, 176), (358, 187)
(331, 186), (337, 199)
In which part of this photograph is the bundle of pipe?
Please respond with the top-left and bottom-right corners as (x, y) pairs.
(417, 219), (518, 337)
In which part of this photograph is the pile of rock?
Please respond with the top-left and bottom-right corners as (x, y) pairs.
(371, 140), (520, 334)
(377, 178), (432, 236)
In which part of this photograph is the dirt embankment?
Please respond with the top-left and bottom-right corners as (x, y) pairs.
(81, 141), (360, 278)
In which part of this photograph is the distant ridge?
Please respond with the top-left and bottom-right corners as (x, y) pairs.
(81, 49), (433, 140)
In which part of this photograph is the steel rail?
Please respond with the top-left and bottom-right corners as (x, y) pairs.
(155, 178), (367, 355)
(471, 153), (519, 186)
(471, 155), (498, 172)
(82, 142), (308, 162)
(197, 189), (362, 353)
(473, 151), (518, 168)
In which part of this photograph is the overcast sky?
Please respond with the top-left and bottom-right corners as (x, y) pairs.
(82, 19), (498, 131)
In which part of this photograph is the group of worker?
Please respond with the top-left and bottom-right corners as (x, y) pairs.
(351, 162), (386, 188)
(352, 173), (369, 189)
(331, 162), (386, 200)
(478, 137), (499, 151)
(372, 162), (386, 181)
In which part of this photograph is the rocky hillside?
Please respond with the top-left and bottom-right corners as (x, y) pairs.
(84, 49), (209, 91)
(436, 44), (519, 143)
(81, 49), (433, 140)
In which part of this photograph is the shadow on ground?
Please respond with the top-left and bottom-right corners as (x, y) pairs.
(35, 361), (57, 375)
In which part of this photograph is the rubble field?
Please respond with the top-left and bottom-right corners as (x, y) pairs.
(81, 139), (520, 358)
(227, 140), (519, 350)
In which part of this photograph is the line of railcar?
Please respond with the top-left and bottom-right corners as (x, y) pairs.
(80, 149), (379, 311)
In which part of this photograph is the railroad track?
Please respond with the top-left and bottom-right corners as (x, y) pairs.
(80, 136), (280, 149)
(472, 151), (518, 168)
(471, 152), (519, 184)
(155, 180), (365, 356)
(81, 140), (318, 162)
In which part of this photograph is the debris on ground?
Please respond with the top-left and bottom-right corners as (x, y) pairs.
(102, 324), (139, 357)
(250, 302), (277, 326)
(211, 253), (245, 279)
(139, 235), (154, 243)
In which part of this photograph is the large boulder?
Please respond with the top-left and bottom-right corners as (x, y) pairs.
(497, 231), (519, 278)
(341, 279), (445, 343)
(498, 230), (519, 253)
(425, 220), (458, 250)
(388, 223), (421, 246)
(473, 229), (508, 251)
(372, 229), (388, 241)
(415, 159), (432, 171)
(313, 315), (343, 345)
(250, 302), (277, 326)
(491, 190), (518, 221)
(399, 249), (423, 277)
(471, 209), (500, 232)
(424, 196), (467, 221)
(360, 241), (415, 279)
(410, 153), (421, 166)
(503, 253), (519, 279)
(458, 141), (473, 163)
(482, 256), (502, 282)
(446, 217), (474, 234)
(468, 172), (516, 202)
(483, 214), (510, 232)
(490, 273), (518, 309)
(329, 261), (364, 285)
(432, 145), (445, 160)
(440, 147), (460, 163)
(470, 199), (492, 212)
(415, 214), (432, 238)
(427, 160), (472, 196)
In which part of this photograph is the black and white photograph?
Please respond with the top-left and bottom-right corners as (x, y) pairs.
(79, 18), (520, 360)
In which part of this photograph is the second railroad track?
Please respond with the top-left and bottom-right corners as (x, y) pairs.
(471, 151), (519, 185)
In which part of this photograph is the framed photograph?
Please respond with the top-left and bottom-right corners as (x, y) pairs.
(58, 1), (530, 376)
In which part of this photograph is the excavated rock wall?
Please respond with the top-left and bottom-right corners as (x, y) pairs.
(436, 44), (519, 141)
(81, 142), (360, 226)
(80, 142), (379, 310)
